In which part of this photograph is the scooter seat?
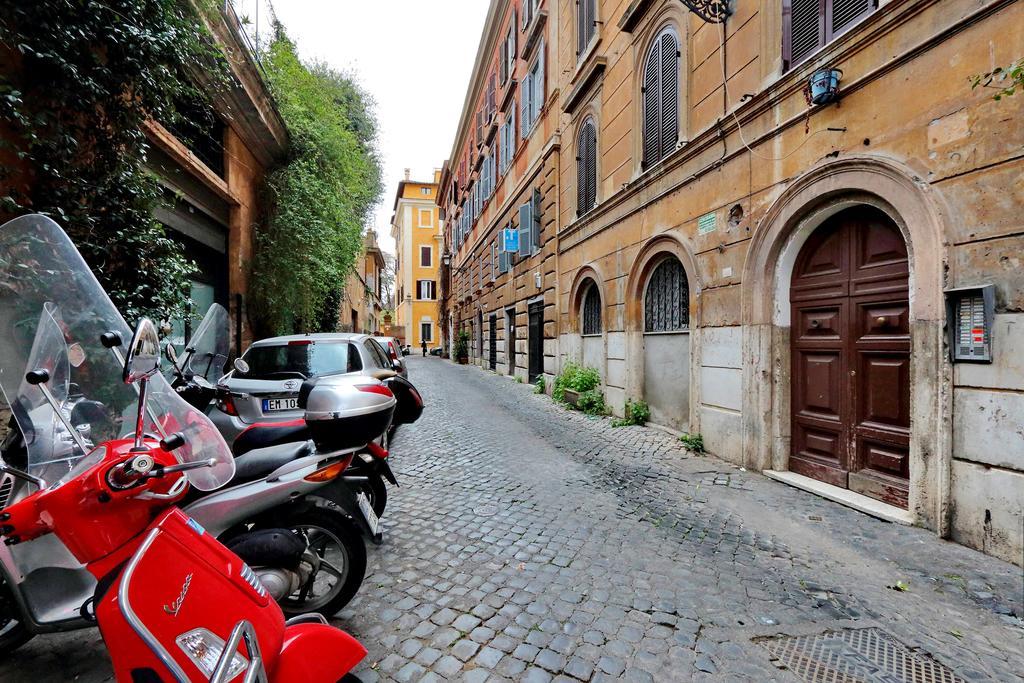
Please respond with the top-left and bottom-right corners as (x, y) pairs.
(232, 419), (311, 457)
(231, 441), (313, 486)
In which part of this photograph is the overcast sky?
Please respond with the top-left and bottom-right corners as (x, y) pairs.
(233, 0), (489, 255)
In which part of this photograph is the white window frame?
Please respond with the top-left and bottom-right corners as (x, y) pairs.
(420, 320), (434, 343)
(418, 207), (433, 227)
(419, 245), (432, 268)
(416, 279), (436, 301)
(522, 43), (545, 138)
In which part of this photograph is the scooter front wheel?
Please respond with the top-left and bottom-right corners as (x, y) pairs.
(0, 575), (33, 658)
(281, 508), (366, 618)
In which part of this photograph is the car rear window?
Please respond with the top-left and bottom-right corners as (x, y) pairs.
(239, 341), (360, 380)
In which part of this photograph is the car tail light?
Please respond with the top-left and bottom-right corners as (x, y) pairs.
(356, 384), (393, 398)
(288, 339), (313, 346)
(216, 391), (238, 417)
(387, 342), (399, 360)
(176, 628), (248, 679)
(305, 461), (347, 482)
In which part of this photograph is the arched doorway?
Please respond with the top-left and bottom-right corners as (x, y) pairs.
(642, 255), (690, 430)
(789, 205), (911, 508)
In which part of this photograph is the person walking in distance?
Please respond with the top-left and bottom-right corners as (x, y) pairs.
(421, 338), (427, 357)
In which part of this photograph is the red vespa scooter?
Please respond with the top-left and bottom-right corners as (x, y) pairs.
(0, 214), (367, 682)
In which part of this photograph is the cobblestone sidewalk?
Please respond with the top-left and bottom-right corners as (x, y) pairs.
(0, 355), (1021, 681)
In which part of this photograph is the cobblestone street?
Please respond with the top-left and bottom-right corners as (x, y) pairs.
(2, 355), (1022, 682)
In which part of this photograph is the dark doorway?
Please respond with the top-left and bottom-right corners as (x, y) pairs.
(489, 314), (497, 371)
(477, 310), (484, 358)
(789, 205), (911, 508)
(505, 308), (516, 374)
(528, 300), (544, 383)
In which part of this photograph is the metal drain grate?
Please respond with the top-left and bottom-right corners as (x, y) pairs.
(758, 627), (965, 683)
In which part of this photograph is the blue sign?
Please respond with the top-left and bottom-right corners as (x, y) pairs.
(502, 227), (519, 253)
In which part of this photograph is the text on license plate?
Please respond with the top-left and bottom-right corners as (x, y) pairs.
(262, 398), (298, 412)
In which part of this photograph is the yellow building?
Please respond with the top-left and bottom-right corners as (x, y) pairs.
(391, 169), (442, 350)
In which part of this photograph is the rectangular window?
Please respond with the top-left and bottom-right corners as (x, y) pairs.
(531, 187), (542, 251)
(420, 321), (433, 343)
(520, 74), (533, 138)
(418, 207), (433, 226)
(784, 0), (876, 70)
(417, 280), (437, 300)
(420, 187), (431, 195)
(419, 246), (432, 268)
(518, 199), (533, 258)
(521, 45), (545, 137)
(499, 105), (516, 173)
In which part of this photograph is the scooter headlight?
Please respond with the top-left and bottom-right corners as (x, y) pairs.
(176, 628), (248, 679)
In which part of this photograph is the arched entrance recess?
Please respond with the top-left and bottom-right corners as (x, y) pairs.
(741, 156), (949, 531)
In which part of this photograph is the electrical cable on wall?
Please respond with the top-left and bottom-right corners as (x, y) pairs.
(717, 23), (839, 162)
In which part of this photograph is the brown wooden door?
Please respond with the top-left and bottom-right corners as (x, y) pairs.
(790, 206), (911, 508)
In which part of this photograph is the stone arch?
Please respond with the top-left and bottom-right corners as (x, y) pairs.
(740, 155), (950, 532)
(569, 264), (607, 331)
(624, 233), (703, 432)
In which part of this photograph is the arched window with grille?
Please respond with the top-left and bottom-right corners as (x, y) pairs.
(581, 281), (601, 335)
(576, 118), (597, 217)
(641, 27), (680, 169)
(644, 257), (689, 332)
(577, 0), (597, 58)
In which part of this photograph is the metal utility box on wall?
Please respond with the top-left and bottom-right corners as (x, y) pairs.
(945, 285), (995, 363)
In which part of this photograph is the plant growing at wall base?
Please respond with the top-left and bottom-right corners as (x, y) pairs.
(534, 376), (546, 394)
(613, 399), (650, 427)
(576, 388), (607, 416)
(679, 432), (705, 454)
(552, 362), (601, 403)
(251, 26), (383, 335)
(454, 330), (470, 362)
(0, 0), (228, 322)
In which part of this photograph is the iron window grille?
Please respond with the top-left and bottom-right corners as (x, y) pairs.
(644, 257), (689, 332)
(582, 282), (601, 335)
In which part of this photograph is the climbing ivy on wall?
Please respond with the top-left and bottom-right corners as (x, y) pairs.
(250, 26), (383, 336)
(0, 0), (227, 324)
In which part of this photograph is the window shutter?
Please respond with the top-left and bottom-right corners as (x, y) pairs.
(577, 0), (586, 56)
(586, 0), (596, 48)
(659, 31), (679, 160)
(831, 0), (873, 34)
(577, 119), (597, 215)
(642, 40), (661, 168)
(510, 103), (517, 149)
(518, 202), (532, 257)
(789, 0), (824, 67)
(520, 77), (531, 137)
(532, 188), (542, 251)
(487, 74), (497, 119)
(534, 44), (545, 122)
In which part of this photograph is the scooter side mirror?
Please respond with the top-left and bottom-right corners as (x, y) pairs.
(164, 343), (178, 365)
(233, 358), (250, 375)
(123, 319), (161, 385)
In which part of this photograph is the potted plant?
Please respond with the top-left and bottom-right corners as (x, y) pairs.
(454, 330), (470, 365)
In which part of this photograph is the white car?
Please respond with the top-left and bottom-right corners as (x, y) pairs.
(209, 333), (401, 444)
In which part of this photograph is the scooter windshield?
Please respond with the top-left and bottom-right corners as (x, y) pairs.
(180, 303), (229, 383)
(0, 215), (234, 491)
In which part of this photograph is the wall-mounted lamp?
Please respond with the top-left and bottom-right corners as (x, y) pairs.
(677, 0), (731, 23)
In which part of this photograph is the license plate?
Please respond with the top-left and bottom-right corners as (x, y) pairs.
(262, 398), (298, 412)
(356, 491), (380, 536)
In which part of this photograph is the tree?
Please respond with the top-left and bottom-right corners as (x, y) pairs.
(0, 0), (225, 323)
(380, 253), (397, 308)
(249, 26), (383, 335)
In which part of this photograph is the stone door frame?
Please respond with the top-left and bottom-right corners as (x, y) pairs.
(740, 156), (952, 533)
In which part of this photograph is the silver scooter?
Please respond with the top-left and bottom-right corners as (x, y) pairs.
(0, 214), (391, 655)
